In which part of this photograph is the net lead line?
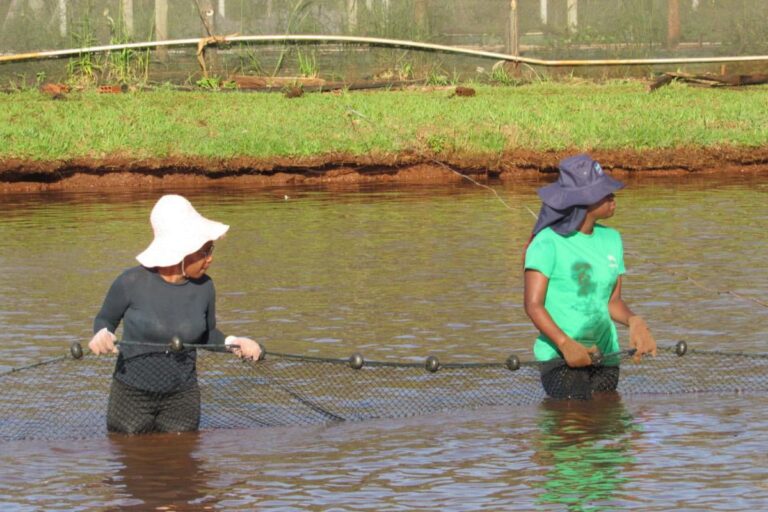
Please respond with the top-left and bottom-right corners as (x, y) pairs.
(0, 342), (684, 378)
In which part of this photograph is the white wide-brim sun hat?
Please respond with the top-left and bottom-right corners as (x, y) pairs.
(136, 194), (229, 268)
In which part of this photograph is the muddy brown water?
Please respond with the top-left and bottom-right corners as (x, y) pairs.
(0, 173), (767, 510)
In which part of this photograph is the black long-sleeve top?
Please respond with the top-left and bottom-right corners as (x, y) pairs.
(94, 265), (227, 392)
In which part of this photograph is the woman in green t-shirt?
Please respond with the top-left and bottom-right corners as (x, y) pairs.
(523, 154), (657, 399)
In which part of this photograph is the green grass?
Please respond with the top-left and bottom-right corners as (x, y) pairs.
(1, 81), (767, 164)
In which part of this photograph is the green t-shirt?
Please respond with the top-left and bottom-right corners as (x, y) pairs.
(524, 225), (625, 361)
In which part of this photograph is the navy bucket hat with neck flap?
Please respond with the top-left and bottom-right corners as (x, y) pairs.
(532, 154), (625, 236)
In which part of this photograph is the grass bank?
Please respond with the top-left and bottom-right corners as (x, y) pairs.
(2, 81), (767, 161)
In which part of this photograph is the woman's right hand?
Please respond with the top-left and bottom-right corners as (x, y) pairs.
(628, 315), (657, 362)
(559, 338), (598, 367)
(88, 327), (117, 355)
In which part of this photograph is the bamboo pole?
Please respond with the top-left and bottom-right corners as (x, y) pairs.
(3, 34), (768, 67)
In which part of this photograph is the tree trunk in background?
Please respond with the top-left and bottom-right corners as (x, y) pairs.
(122, 0), (134, 37)
(219, 0), (226, 19)
(507, 0), (519, 56)
(668, 0), (680, 49)
(155, 0), (168, 60)
(567, 0), (578, 32)
(540, 0), (548, 25)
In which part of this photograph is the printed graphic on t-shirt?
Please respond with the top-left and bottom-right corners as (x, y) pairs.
(570, 261), (602, 340)
(571, 261), (596, 297)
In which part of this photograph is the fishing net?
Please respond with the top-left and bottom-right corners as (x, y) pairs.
(2, 342), (767, 442)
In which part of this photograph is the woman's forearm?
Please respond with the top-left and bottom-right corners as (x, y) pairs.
(608, 276), (635, 326)
(525, 303), (569, 349)
(524, 270), (570, 349)
(608, 298), (635, 326)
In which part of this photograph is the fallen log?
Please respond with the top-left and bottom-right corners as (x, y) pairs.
(231, 76), (326, 90)
(230, 75), (420, 93)
(648, 71), (768, 91)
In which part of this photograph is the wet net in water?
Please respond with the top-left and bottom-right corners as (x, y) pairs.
(1, 342), (767, 441)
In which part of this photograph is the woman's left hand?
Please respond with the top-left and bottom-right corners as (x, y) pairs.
(628, 316), (657, 362)
(226, 336), (263, 361)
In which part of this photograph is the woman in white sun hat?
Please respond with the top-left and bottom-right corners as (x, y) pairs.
(88, 194), (262, 434)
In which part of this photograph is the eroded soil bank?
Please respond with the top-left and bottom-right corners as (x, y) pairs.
(2, 146), (767, 192)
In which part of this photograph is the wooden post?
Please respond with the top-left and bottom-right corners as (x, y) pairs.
(0, 0), (20, 35)
(264, 0), (273, 32)
(199, 0), (219, 75)
(414, 0), (428, 30)
(155, 0), (168, 61)
(346, 0), (357, 32)
(122, 0), (134, 37)
(57, 0), (67, 37)
(200, 0), (216, 35)
(567, 0), (578, 32)
(668, 0), (680, 49)
(508, 0), (519, 56)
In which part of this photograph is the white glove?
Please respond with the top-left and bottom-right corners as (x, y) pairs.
(89, 327), (117, 355)
(225, 336), (263, 361)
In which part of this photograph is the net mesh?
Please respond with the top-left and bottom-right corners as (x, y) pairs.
(2, 343), (767, 442)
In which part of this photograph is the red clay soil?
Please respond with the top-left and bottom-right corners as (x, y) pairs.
(1, 146), (767, 192)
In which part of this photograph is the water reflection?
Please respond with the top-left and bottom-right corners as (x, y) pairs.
(107, 432), (217, 511)
(534, 394), (638, 509)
